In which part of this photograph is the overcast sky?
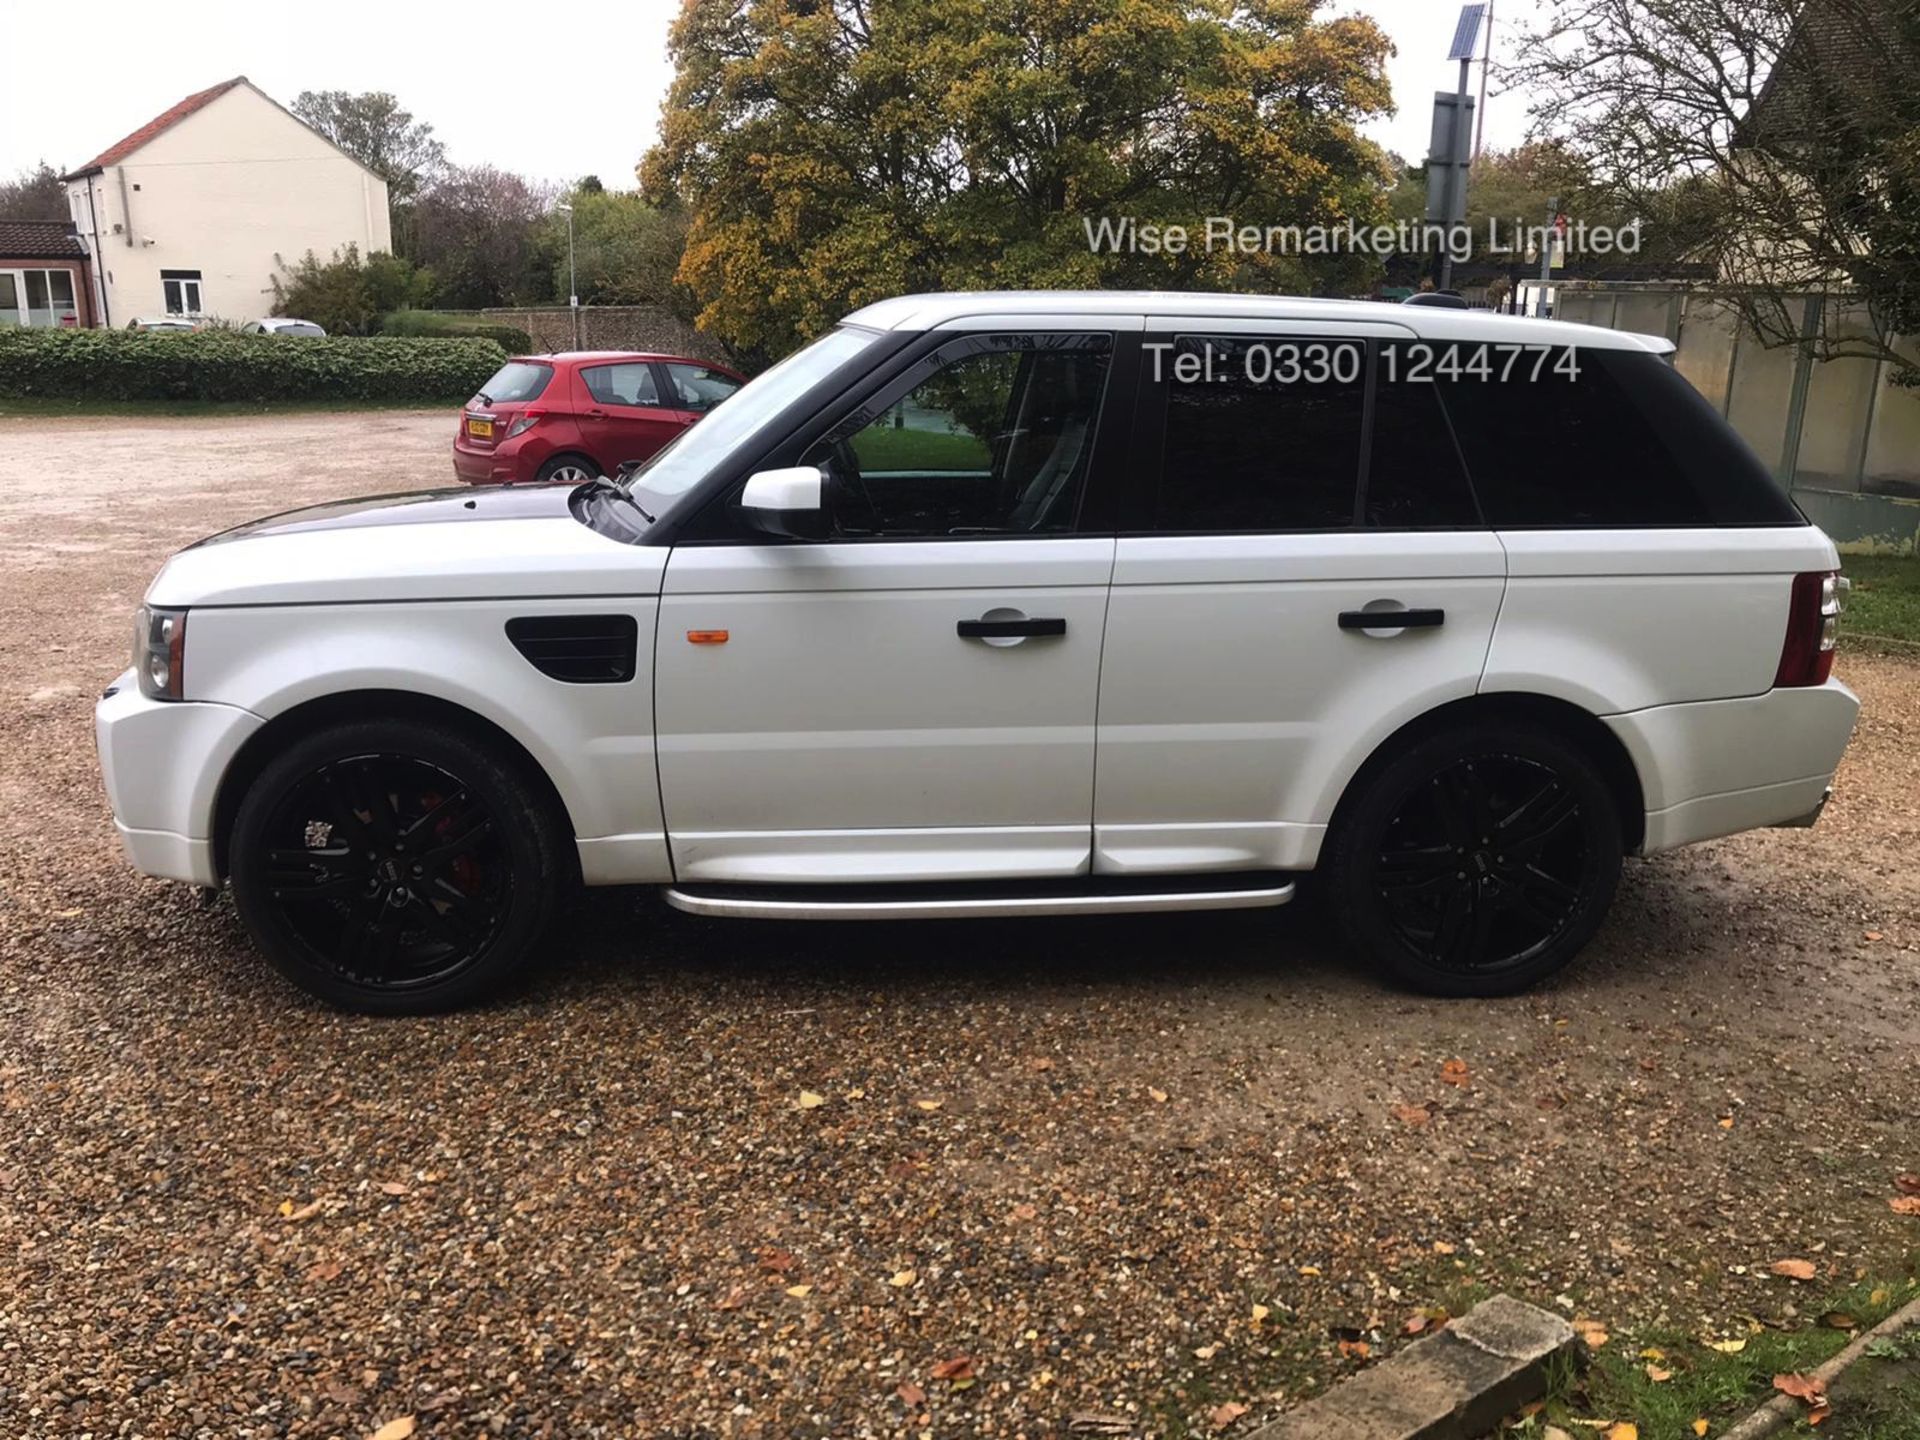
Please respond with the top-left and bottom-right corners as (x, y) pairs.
(0, 0), (1539, 190)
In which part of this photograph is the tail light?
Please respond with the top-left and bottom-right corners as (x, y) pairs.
(1774, 570), (1846, 688)
(507, 408), (546, 439)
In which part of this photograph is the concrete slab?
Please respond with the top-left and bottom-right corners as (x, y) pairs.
(1244, 1295), (1577, 1440)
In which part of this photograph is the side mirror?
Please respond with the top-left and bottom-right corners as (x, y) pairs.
(739, 466), (829, 540)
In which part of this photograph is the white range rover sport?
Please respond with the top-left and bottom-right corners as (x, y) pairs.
(96, 291), (1860, 1013)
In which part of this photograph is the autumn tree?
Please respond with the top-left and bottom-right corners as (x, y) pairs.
(643, 0), (1395, 359)
(411, 166), (554, 309)
(542, 186), (690, 310)
(1510, 0), (1920, 383)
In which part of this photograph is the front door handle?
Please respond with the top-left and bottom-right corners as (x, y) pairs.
(1338, 607), (1445, 632)
(958, 616), (1067, 639)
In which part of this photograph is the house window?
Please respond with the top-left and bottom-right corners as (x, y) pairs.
(0, 268), (79, 328)
(161, 269), (203, 315)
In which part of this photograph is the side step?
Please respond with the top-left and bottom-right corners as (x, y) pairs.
(664, 872), (1296, 921)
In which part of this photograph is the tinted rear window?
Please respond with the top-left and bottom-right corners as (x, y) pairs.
(477, 361), (552, 405)
(1432, 346), (1800, 527)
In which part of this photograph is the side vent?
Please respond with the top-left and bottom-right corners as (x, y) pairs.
(505, 615), (638, 684)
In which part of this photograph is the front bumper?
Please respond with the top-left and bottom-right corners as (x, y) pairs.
(95, 669), (264, 885)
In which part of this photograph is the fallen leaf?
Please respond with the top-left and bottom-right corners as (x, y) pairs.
(1865, 931), (1884, 941)
(896, 1382), (926, 1406)
(784, 1284), (812, 1298)
(281, 1198), (324, 1224)
(1773, 1374), (1828, 1406)
(379, 1181), (409, 1197)
(1573, 1319), (1610, 1348)
(1433, 1240), (1457, 1255)
(1068, 1414), (1132, 1435)
(1771, 1259), (1817, 1280)
(1640, 1348), (1667, 1360)
(1211, 1400), (1250, 1430)
(1706, 1338), (1748, 1354)
(1646, 1364), (1673, 1383)
(1693, 1422), (1710, 1438)
(714, 1285), (749, 1311)
(1605, 1425), (1638, 1440)
(931, 1354), (975, 1381)
(758, 1249), (795, 1275)
(368, 1420), (416, 1440)
(304, 1259), (344, 1283)
(797, 1090), (826, 1109)
(1895, 1174), (1920, 1195)
(913, 1099), (943, 1112)
(1391, 1103), (1432, 1127)
(1250, 1303), (1270, 1325)
(1007, 1203), (1039, 1225)
(1404, 1313), (1430, 1336)
(1027, 1057), (1055, 1072)
(1337, 1339), (1370, 1360)
(1147, 1086), (1169, 1104)
(1194, 1342), (1221, 1360)
(1809, 1406), (1831, 1426)
(1440, 1058), (1471, 1087)
(322, 1379), (364, 1405)
(889, 1269), (917, 1288)
(1821, 1311), (1859, 1330)
(1891, 1195), (1920, 1216)
(1871, 1288), (1891, 1306)
(1298, 1265), (1321, 1277)
(1718, 1115), (1736, 1129)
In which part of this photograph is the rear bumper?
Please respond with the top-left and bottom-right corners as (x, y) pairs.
(451, 442), (522, 485)
(95, 670), (263, 885)
(1606, 679), (1860, 855)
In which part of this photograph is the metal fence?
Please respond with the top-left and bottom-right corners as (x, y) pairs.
(1555, 286), (1920, 553)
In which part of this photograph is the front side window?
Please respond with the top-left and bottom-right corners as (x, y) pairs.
(664, 362), (741, 413)
(161, 269), (203, 315)
(800, 334), (1112, 538)
(1153, 336), (1365, 531)
(582, 362), (663, 408)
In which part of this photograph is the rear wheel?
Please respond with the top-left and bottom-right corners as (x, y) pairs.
(1323, 720), (1621, 996)
(535, 454), (600, 485)
(229, 720), (568, 1014)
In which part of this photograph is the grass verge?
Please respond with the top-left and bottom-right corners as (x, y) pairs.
(1841, 555), (1920, 649)
(1535, 1265), (1920, 1437)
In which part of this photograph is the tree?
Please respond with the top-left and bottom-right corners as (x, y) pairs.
(411, 166), (554, 309)
(271, 245), (434, 334)
(0, 162), (68, 221)
(643, 0), (1395, 359)
(291, 91), (447, 207)
(543, 187), (690, 309)
(1509, 0), (1920, 383)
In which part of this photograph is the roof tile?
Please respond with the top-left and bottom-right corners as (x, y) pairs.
(60, 77), (247, 179)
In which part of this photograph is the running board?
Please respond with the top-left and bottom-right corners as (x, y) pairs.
(664, 874), (1296, 921)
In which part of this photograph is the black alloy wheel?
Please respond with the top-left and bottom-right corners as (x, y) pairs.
(1325, 720), (1621, 996)
(230, 721), (568, 1014)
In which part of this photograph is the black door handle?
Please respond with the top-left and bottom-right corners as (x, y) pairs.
(1338, 608), (1445, 631)
(958, 617), (1067, 639)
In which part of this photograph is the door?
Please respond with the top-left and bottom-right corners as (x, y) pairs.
(1094, 327), (1508, 875)
(0, 272), (21, 328)
(573, 360), (692, 470)
(655, 329), (1129, 885)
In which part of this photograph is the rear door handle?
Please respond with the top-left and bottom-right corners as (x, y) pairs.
(1338, 607), (1445, 631)
(958, 617), (1067, 639)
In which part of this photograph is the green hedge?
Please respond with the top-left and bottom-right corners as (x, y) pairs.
(0, 328), (507, 403)
(378, 310), (535, 354)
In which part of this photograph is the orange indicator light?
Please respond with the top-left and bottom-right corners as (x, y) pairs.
(687, 630), (730, 645)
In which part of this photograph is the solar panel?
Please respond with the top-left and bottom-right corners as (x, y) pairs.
(1448, 3), (1486, 60)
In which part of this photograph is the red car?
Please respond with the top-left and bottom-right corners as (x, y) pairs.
(452, 351), (745, 486)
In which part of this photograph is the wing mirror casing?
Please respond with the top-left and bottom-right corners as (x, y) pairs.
(739, 466), (829, 540)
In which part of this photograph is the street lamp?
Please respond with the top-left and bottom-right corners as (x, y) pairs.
(555, 201), (579, 350)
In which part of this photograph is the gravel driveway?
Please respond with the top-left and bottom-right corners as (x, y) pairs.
(2, 410), (1917, 1439)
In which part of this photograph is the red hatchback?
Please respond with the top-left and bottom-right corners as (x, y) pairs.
(452, 351), (745, 486)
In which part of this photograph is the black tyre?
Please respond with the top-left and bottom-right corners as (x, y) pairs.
(1323, 719), (1621, 997)
(534, 453), (601, 485)
(229, 719), (569, 1014)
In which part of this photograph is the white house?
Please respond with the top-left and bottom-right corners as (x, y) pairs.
(61, 78), (391, 328)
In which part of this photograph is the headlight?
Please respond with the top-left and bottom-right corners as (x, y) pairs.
(134, 605), (188, 700)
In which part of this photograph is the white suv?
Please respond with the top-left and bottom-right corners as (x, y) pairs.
(95, 291), (1859, 1013)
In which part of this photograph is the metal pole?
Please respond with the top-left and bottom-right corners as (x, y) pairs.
(568, 209), (580, 351)
(1536, 195), (1557, 317)
(1473, 1), (1493, 162)
(1439, 57), (1472, 292)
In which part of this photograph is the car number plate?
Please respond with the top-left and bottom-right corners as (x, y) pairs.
(467, 417), (494, 439)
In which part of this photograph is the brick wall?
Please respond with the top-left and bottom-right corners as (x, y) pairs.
(479, 305), (731, 364)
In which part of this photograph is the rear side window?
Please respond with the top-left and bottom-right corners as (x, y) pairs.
(1366, 373), (1480, 528)
(1433, 346), (1801, 527)
(477, 361), (552, 404)
(1154, 336), (1365, 531)
(582, 362), (664, 407)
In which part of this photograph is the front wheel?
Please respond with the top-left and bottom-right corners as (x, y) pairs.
(1323, 720), (1622, 997)
(229, 720), (569, 1014)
